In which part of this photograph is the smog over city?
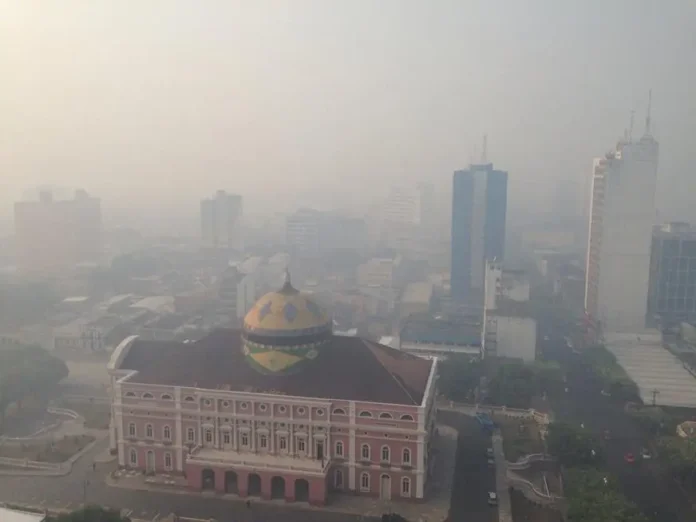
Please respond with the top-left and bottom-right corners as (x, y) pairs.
(0, 2), (695, 522)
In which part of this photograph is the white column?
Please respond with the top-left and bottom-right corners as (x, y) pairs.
(174, 387), (184, 471)
(416, 406), (426, 498)
(308, 406), (314, 458)
(348, 401), (356, 491)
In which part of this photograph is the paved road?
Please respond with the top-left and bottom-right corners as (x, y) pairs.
(0, 438), (376, 522)
(439, 411), (497, 522)
(540, 325), (694, 522)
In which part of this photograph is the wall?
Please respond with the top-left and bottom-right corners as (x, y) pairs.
(494, 316), (537, 362)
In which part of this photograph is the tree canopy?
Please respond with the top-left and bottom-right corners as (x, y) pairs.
(0, 344), (69, 432)
(546, 421), (604, 468)
(565, 468), (648, 522)
(50, 506), (130, 522)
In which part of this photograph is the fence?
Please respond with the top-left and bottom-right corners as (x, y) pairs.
(438, 400), (551, 426)
(0, 456), (64, 471)
(506, 469), (563, 505)
(506, 453), (555, 470)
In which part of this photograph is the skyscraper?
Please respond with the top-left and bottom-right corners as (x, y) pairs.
(14, 189), (102, 276)
(585, 94), (659, 333)
(451, 162), (508, 302)
(200, 191), (243, 250)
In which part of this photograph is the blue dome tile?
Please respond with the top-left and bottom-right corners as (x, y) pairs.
(284, 302), (298, 322)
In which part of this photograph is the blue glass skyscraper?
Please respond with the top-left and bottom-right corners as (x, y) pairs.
(451, 163), (508, 302)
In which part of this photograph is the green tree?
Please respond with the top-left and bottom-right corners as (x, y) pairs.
(0, 345), (69, 432)
(51, 506), (130, 522)
(438, 355), (482, 401)
(546, 422), (604, 468)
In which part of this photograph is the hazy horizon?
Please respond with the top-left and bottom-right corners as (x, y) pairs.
(2, 1), (695, 228)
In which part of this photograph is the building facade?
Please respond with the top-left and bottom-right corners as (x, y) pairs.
(108, 273), (437, 506)
(451, 164), (508, 302)
(14, 190), (102, 276)
(648, 222), (696, 326)
(585, 119), (659, 333)
(201, 191), (244, 250)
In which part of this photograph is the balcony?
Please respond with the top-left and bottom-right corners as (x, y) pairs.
(186, 446), (331, 476)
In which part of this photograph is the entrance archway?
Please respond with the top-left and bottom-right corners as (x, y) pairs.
(224, 471), (238, 494)
(146, 450), (155, 474)
(201, 468), (215, 490)
(247, 473), (262, 496)
(380, 474), (391, 500)
(271, 476), (285, 499)
(294, 478), (309, 502)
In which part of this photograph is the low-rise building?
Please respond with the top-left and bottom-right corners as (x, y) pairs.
(399, 313), (483, 359)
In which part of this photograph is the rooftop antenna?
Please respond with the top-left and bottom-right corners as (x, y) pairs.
(645, 89), (652, 135)
(481, 134), (488, 164)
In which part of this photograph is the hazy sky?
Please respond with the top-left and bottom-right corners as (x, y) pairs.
(2, 1), (695, 225)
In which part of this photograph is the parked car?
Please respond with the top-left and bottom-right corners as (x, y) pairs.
(487, 457), (495, 467)
(488, 492), (498, 506)
(486, 447), (494, 458)
(641, 448), (652, 460)
(624, 452), (636, 463)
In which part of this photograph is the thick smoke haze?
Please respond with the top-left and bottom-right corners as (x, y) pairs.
(1, 0), (695, 229)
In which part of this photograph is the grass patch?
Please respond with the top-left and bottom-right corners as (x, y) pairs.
(497, 417), (544, 462)
(0, 434), (95, 463)
(54, 400), (111, 430)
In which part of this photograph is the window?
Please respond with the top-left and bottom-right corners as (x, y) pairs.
(279, 436), (287, 450)
(187, 427), (195, 442)
(401, 477), (411, 497)
(145, 424), (154, 439)
(184, 396), (195, 402)
(259, 435), (268, 449)
(203, 399), (211, 406)
(259, 404), (267, 412)
(400, 414), (414, 421)
(222, 400), (230, 407)
(332, 408), (346, 415)
(297, 407), (306, 415)
(241, 433), (249, 447)
(335, 441), (344, 457)
(335, 469), (344, 488)
(361, 444), (370, 460)
(381, 445), (390, 462)
(223, 432), (231, 444)
(359, 411), (372, 418)
(164, 452), (172, 470)
(161, 394), (172, 400)
(142, 392), (154, 399)
(240, 402), (248, 410)
(125, 391), (136, 397)
(278, 405), (287, 413)
(163, 426), (171, 440)
(129, 449), (138, 465)
(316, 409), (324, 416)
(128, 423), (136, 437)
(205, 429), (213, 443)
(360, 472), (370, 492)
(379, 412), (393, 419)
(297, 438), (306, 452)
(402, 448), (411, 465)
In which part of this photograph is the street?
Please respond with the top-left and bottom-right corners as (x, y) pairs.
(540, 326), (695, 522)
(439, 411), (497, 522)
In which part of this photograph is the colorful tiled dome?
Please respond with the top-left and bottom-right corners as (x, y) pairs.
(242, 271), (332, 374)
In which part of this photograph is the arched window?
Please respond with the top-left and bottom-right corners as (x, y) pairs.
(402, 448), (411, 465)
(381, 445), (390, 462)
(332, 408), (346, 415)
(124, 391), (136, 397)
(335, 441), (344, 457)
(359, 411), (372, 418)
(128, 423), (136, 437)
(163, 426), (171, 441)
(161, 394), (172, 400)
(379, 412), (393, 419)
(334, 468), (344, 488)
(164, 452), (172, 470)
(142, 392), (154, 399)
(361, 444), (370, 460)
(186, 427), (195, 442)
(184, 396), (195, 402)
(204, 428), (213, 444)
(129, 449), (138, 465)
(145, 424), (154, 438)
(400, 414), (414, 421)
(360, 472), (370, 492)
(401, 477), (411, 497)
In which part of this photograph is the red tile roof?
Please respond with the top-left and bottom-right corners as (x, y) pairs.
(119, 329), (433, 405)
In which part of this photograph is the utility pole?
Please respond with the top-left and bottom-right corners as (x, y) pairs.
(651, 389), (660, 407)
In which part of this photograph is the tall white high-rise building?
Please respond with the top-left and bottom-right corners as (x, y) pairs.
(585, 96), (659, 333)
(200, 191), (243, 250)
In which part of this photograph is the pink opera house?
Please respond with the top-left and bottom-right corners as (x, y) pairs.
(107, 272), (438, 506)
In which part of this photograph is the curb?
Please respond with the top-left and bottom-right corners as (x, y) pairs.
(0, 437), (102, 477)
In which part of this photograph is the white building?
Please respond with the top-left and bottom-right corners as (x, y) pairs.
(585, 101), (659, 334)
(201, 191), (244, 250)
(286, 209), (321, 258)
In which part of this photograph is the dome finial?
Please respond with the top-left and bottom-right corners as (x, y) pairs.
(280, 266), (295, 293)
